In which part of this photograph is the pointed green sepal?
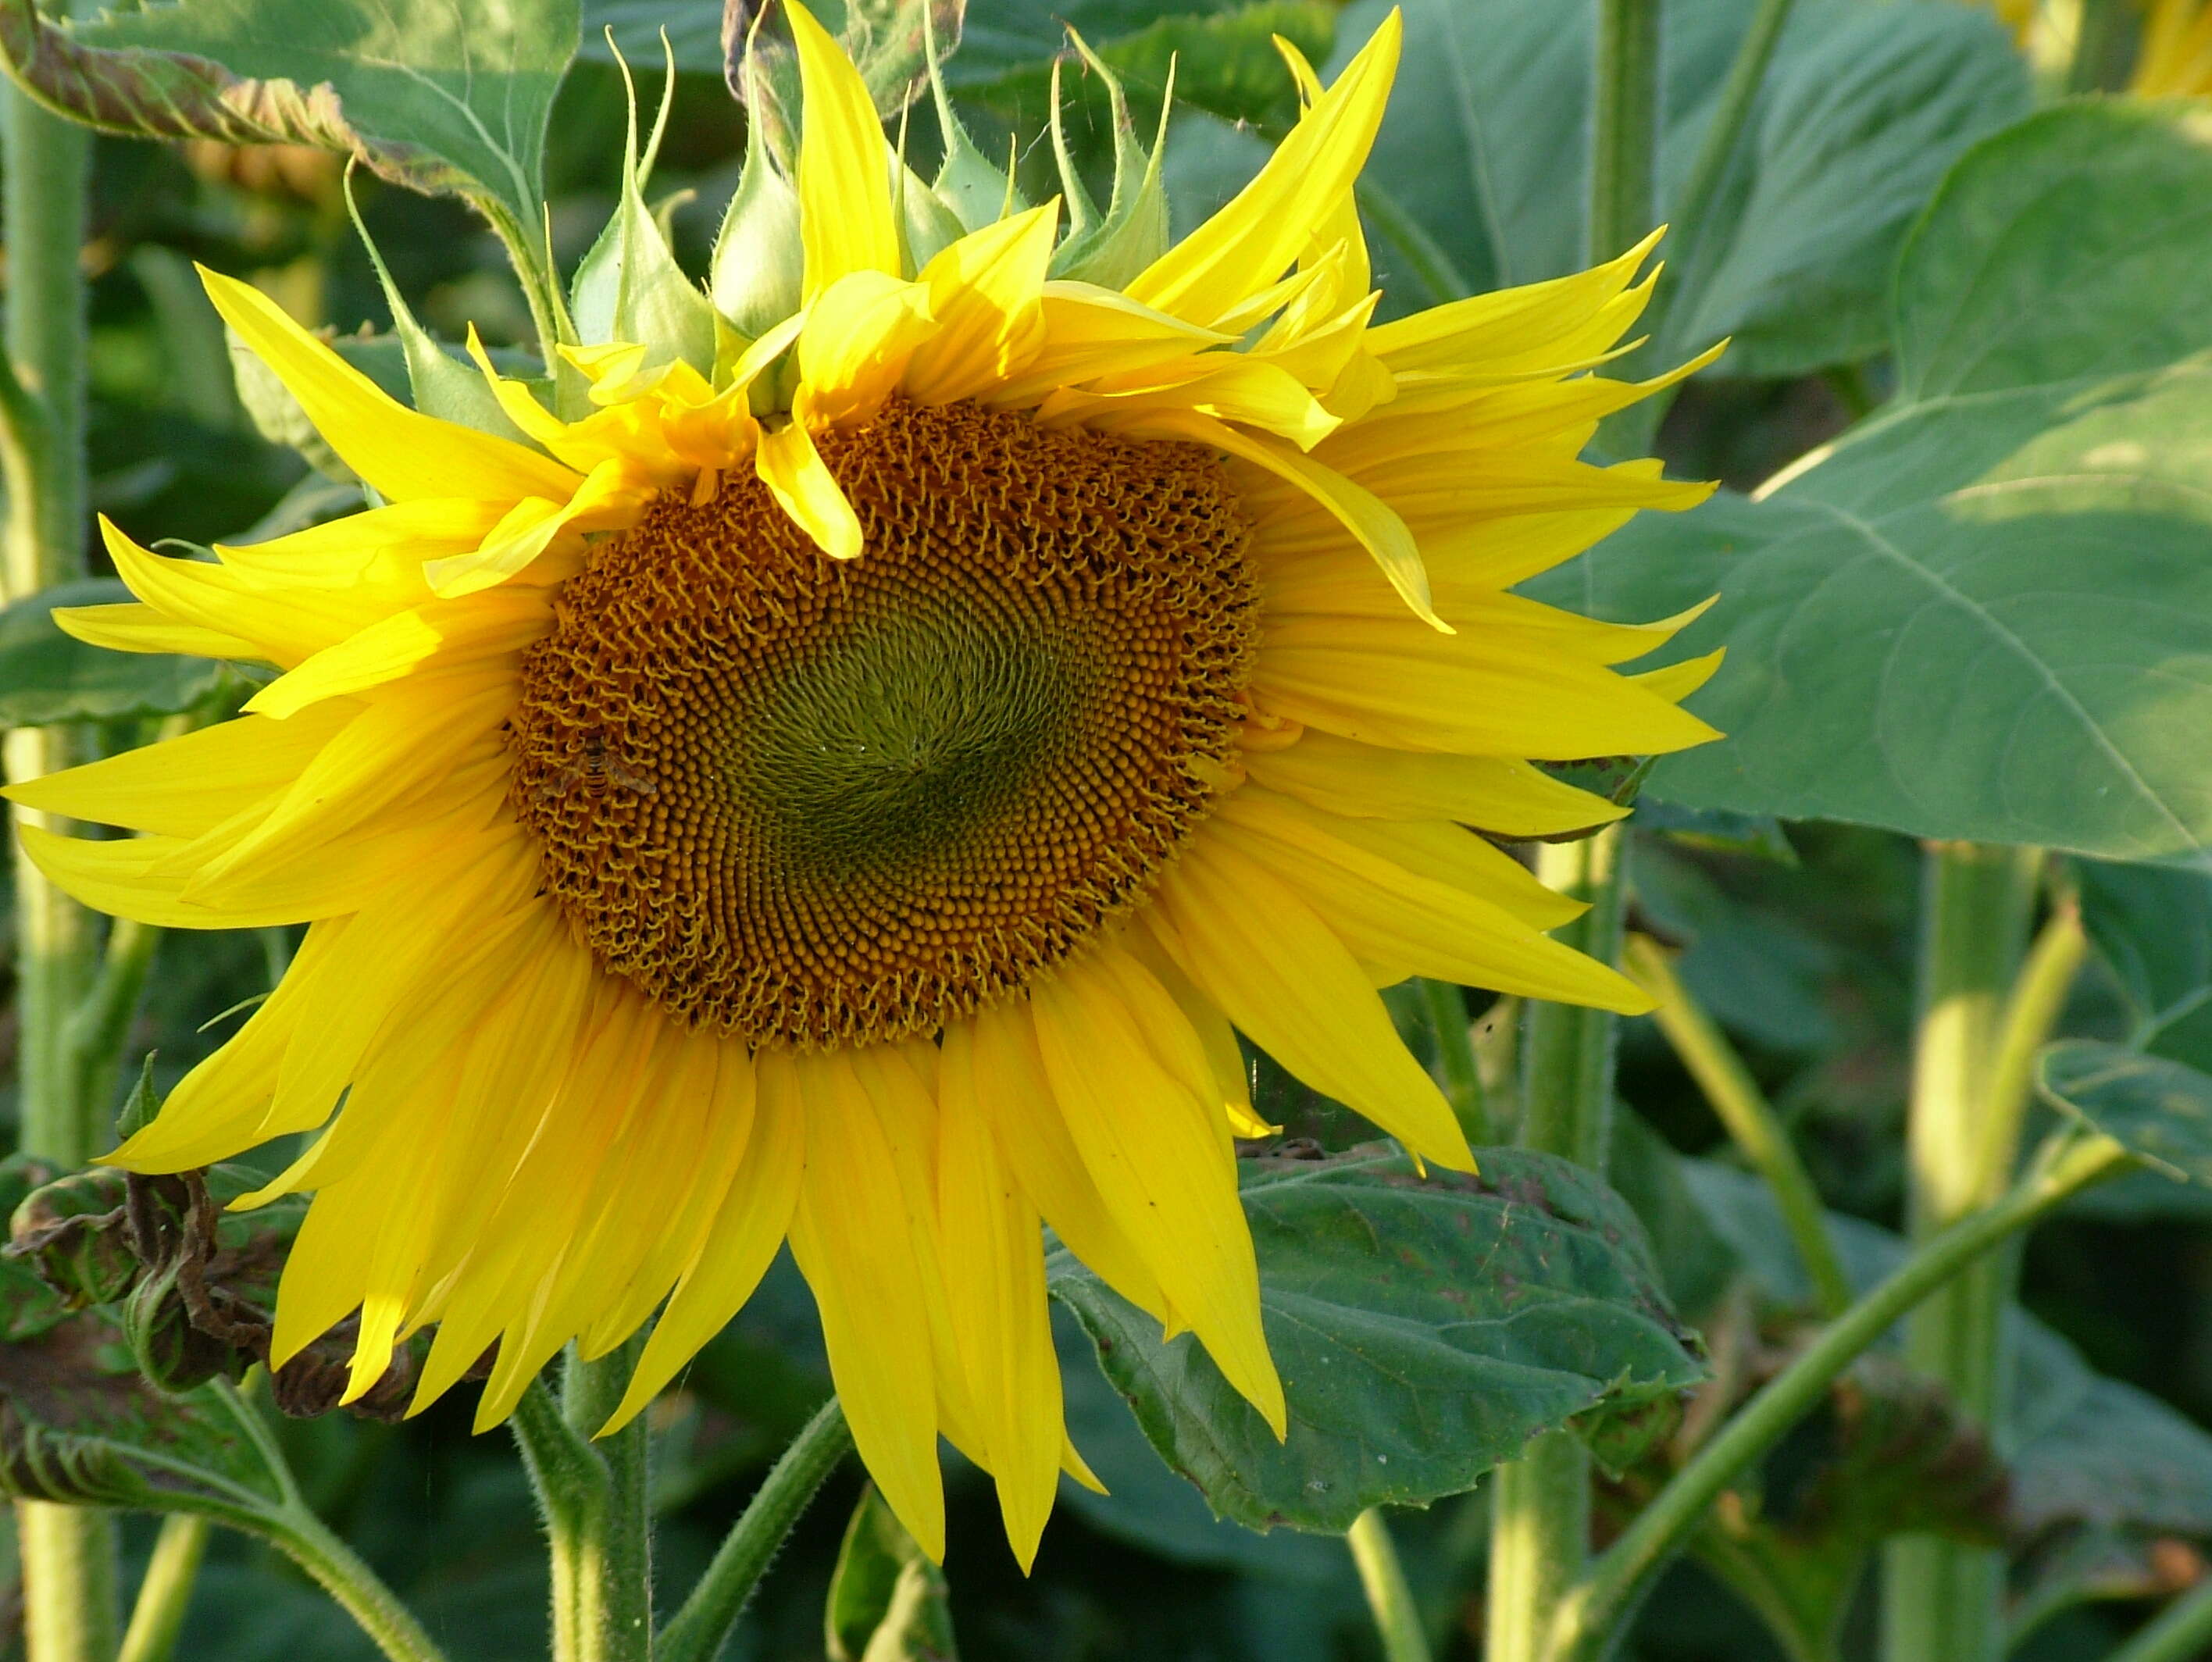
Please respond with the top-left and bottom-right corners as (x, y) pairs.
(710, 46), (807, 340)
(342, 168), (537, 443)
(925, 3), (1022, 231)
(570, 30), (719, 376)
(1049, 34), (1172, 288)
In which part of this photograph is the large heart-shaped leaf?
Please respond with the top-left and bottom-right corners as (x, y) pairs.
(1, 0), (579, 236)
(1050, 1146), (1704, 1534)
(1530, 102), (2212, 867)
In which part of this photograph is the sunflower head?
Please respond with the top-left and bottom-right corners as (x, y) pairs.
(8, 2), (1721, 1569)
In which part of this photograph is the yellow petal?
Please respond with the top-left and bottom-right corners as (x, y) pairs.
(51, 602), (260, 662)
(964, 1001), (1175, 1326)
(1213, 793), (1650, 1012)
(795, 269), (937, 424)
(1135, 409), (1442, 628)
(1254, 615), (1721, 758)
(938, 1036), (1064, 1571)
(1245, 730), (1624, 839)
(787, 0), (901, 297)
(756, 416), (863, 558)
(3, 705), (348, 836)
(607, 1053), (801, 1425)
(244, 586), (548, 719)
(198, 266), (579, 505)
(1126, 10), (1400, 327)
(906, 204), (1059, 405)
(786, 1049), (948, 1560)
(1148, 833), (1473, 1167)
(1029, 949), (1286, 1436)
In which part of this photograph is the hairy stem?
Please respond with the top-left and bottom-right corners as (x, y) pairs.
(1551, 1132), (2128, 1662)
(1348, 1508), (1432, 1662)
(567, 1343), (654, 1662)
(1626, 933), (1850, 1318)
(658, 1397), (852, 1662)
(1884, 843), (2043, 1662)
(259, 1506), (451, 1662)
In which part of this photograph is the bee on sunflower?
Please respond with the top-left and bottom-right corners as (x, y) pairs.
(5, 2), (1718, 1567)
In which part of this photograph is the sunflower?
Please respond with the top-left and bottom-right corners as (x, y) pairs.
(5, 5), (1718, 1564)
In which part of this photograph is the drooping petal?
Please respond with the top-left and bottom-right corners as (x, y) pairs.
(1028, 948), (1285, 1435)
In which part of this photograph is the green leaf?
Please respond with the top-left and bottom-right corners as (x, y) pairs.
(1051, 1146), (1704, 1534)
(1531, 102), (2212, 866)
(0, 0), (579, 237)
(825, 1485), (960, 1662)
(2077, 859), (2212, 1072)
(2039, 1039), (2212, 1187)
(0, 579), (229, 727)
(955, 2), (1333, 137)
(1336, 0), (2022, 349)
(580, 0), (724, 73)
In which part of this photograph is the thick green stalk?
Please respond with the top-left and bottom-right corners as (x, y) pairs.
(1551, 1132), (2128, 1662)
(1418, 979), (1489, 1143)
(117, 1516), (210, 1662)
(1488, 826), (1629, 1661)
(658, 1397), (853, 1662)
(1625, 934), (1850, 1318)
(3, 75), (116, 1662)
(567, 1343), (654, 1662)
(1882, 843), (2043, 1662)
(1347, 1508), (1432, 1662)
(516, 1347), (653, 1662)
(16, 1504), (117, 1662)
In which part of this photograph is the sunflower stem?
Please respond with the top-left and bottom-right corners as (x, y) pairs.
(1418, 979), (1489, 1144)
(516, 1347), (654, 1662)
(2, 68), (120, 1662)
(1624, 933), (1850, 1319)
(116, 1515), (210, 1662)
(1550, 1129), (2128, 1662)
(658, 1396), (852, 1662)
(1881, 842), (2045, 1662)
(256, 1502), (451, 1662)
(1347, 1508), (1432, 1662)
(1486, 826), (1628, 1662)
(568, 1342), (655, 1662)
